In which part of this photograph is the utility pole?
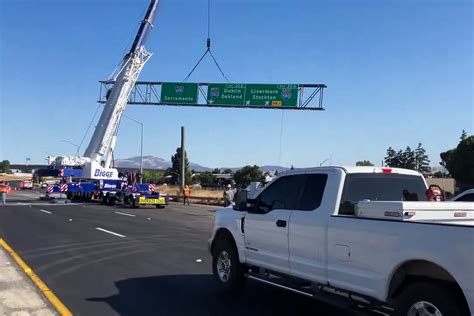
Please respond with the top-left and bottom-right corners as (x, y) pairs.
(139, 122), (144, 183)
(180, 126), (185, 191)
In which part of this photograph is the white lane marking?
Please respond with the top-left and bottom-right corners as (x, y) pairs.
(8, 203), (75, 207)
(115, 211), (136, 217)
(95, 227), (126, 238)
(39, 209), (52, 215)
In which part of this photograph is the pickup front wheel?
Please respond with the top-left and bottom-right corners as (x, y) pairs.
(393, 282), (463, 316)
(212, 240), (245, 292)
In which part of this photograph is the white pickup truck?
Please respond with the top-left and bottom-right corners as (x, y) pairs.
(208, 166), (474, 315)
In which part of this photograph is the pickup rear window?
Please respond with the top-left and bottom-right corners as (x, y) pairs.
(338, 173), (427, 215)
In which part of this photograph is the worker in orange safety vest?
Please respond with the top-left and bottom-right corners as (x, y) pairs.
(0, 183), (9, 205)
(183, 185), (190, 206)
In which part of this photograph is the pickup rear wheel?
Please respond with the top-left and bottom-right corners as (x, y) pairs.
(212, 239), (245, 292)
(393, 282), (463, 316)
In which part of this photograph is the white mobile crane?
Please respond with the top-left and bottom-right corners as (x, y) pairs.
(47, 0), (159, 180)
(40, 0), (168, 208)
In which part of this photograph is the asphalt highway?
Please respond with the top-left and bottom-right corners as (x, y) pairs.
(0, 191), (366, 316)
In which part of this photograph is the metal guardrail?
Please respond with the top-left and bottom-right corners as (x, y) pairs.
(169, 195), (224, 206)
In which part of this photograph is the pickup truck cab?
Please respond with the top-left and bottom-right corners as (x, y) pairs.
(209, 166), (474, 315)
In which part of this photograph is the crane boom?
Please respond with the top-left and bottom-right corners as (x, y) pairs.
(39, 0), (159, 183)
(83, 0), (159, 168)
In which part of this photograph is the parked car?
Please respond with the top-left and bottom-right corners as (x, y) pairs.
(451, 189), (474, 202)
(19, 180), (33, 190)
(209, 166), (474, 316)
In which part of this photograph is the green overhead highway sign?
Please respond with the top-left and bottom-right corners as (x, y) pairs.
(206, 83), (299, 107)
(161, 82), (198, 104)
(207, 84), (245, 106)
(244, 84), (298, 107)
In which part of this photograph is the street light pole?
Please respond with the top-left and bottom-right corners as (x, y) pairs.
(319, 158), (330, 166)
(60, 139), (80, 157)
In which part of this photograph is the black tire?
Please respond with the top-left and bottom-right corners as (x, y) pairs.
(212, 239), (246, 292)
(155, 205), (165, 209)
(102, 194), (109, 205)
(392, 281), (464, 316)
(131, 197), (139, 208)
(108, 196), (115, 206)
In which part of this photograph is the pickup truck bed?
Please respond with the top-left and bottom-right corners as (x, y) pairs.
(356, 201), (474, 224)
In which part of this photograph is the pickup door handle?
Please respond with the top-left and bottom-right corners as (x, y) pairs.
(276, 220), (287, 228)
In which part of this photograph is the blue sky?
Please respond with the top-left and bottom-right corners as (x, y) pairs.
(1, 0), (472, 168)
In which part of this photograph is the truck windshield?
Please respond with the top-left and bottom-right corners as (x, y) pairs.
(338, 173), (428, 215)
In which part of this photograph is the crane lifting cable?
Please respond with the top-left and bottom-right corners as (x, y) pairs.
(183, 0), (230, 82)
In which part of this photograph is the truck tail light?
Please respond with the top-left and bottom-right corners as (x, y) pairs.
(381, 168), (392, 173)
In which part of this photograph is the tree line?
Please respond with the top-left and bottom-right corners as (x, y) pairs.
(384, 143), (431, 174)
(439, 131), (473, 188)
(356, 131), (473, 186)
(3, 131), (472, 189)
(141, 148), (265, 188)
(152, 132), (474, 189)
(1, 160), (10, 173)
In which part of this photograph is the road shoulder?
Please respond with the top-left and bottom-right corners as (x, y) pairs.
(0, 238), (70, 315)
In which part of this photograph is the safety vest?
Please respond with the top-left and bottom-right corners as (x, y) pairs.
(183, 188), (190, 197)
(0, 185), (9, 193)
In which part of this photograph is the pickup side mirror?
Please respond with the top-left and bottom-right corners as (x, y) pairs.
(233, 190), (249, 211)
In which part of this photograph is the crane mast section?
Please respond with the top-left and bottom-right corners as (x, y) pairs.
(83, 47), (151, 167)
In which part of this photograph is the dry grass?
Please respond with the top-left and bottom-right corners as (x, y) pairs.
(0, 174), (31, 181)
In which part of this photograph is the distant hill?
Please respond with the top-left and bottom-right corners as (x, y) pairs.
(260, 165), (289, 172)
(114, 156), (211, 172)
(227, 165), (289, 173)
(114, 156), (288, 173)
